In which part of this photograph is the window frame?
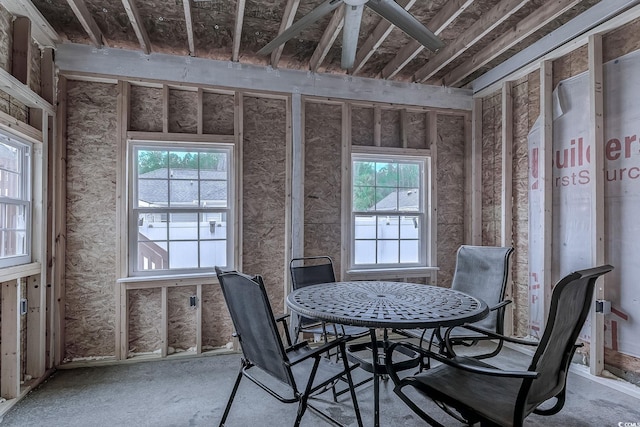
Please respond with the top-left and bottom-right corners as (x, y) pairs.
(127, 140), (235, 277)
(349, 152), (431, 272)
(0, 132), (32, 269)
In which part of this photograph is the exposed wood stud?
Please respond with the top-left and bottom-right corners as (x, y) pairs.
(1, 280), (20, 399)
(468, 101), (482, 245)
(66, 0), (105, 48)
(271, 0), (301, 68)
(161, 287), (168, 357)
(540, 60), (553, 328)
(373, 106), (381, 147)
(381, 0), (474, 80)
(427, 112), (438, 284)
(0, 110), (42, 143)
(182, 0), (196, 56)
(400, 108), (408, 148)
(12, 17), (31, 85)
(197, 88), (204, 134)
(351, 0), (416, 75)
(414, 0), (530, 82)
(1, 0), (59, 47)
(588, 34), (605, 376)
(127, 132), (234, 144)
(340, 102), (351, 280)
(501, 81), (514, 336)
(232, 0), (246, 62)
(40, 48), (55, 105)
(121, 0), (152, 54)
(196, 284), (203, 354)
(234, 92), (244, 274)
(290, 94), (304, 262)
(309, 5), (345, 72)
(26, 275), (45, 378)
(444, 0), (581, 87)
(162, 84), (169, 133)
(0, 67), (54, 114)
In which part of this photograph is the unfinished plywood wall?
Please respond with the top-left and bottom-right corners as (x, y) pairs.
(0, 7), (10, 71)
(481, 92), (502, 248)
(242, 96), (288, 315)
(65, 81), (118, 359)
(304, 101), (343, 275)
(437, 115), (465, 286)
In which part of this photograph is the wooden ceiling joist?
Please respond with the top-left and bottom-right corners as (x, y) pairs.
(414, 0), (531, 83)
(66, 0), (104, 48)
(121, 0), (152, 54)
(1, 0), (59, 47)
(380, 0), (475, 80)
(443, 0), (582, 87)
(232, 0), (246, 62)
(350, 0), (416, 75)
(183, 0), (196, 56)
(271, 0), (301, 68)
(309, 5), (345, 72)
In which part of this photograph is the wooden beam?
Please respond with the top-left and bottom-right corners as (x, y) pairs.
(539, 60), (553, 328)
(588, 34), (605, 376)
(290, 94), (304, 261)
(26, 275), (45, 378)
(66, 0), (104, 48)
(1, 280), (20, 398)
(182, 0), (196, 56)
(501, 82), (514, 336)
(0, 109), (42, 143)
(232, 0), (246, 62)
(427, 112), (438, 281)
(40, 48), (55, 105)
(467, 100), (482, 245)
(121, 0), (152, 54)
(380, 0), (475, 80)
(0, 67), (54, 114)
(444, 0), (581, 87)
(197, 88), (203, 134)
(271, 0), (301, 68)
(1, 0), (59, 47)
(127, 131), (234, 144)
(373, 106), (381, 147)
(196, 284), (202, 354)
(162, 84), (169, 133)
(56, 43), (474, 110)
(473, 0), (640, 94)
(309, 5), (345, 72)
(351, 0), (416, 75)
(340, 103), (351, 279)
(12, 17), (31, 85)
(414, 0), (531, 83)
(400, 109), (408, 148)
(161, 287), (168, 357)
(234, 92), (244, 271)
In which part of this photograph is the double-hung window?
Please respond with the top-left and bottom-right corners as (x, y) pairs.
(351, 154), (429, 270)
(129, 141), (234, 276)
(0, 132), (31, 268)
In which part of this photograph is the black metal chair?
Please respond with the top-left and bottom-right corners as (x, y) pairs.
(385, 264), (613, 427)
(215, 268), (364, 427)
(396, 245), (514, 361)
(290, 256), (368, 343)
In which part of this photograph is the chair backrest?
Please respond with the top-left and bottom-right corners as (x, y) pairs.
(523, 265), (613, 416)
(450, 245), (514, 332)
(290, 256), (336, 328)
(216, 268), (294, 387)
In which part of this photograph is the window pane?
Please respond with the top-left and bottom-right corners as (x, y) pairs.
(353, 161), (375, 186)
(199, 213), (227, 238)
(169, 241), (198, 269)
(168, 213), (198, 240)
(377, 240), (399, 264)
(169, 179), (198, 206)
(375, 188), (396, 210)
(354, 215), (376, 239)
(1, 230), (26, 257)
(399, 163), (420, 187)
(3, 204), (26, 230)
(200, 180), (228, 208)
(375, 162), (398, 187)
(378, 215), (399, 239)
(353, 186), (375, 211)
(137, 149), (168, 175)
(0, 170), (20, 198)
(0, 141), (19, 172)
(137, 241), (168, 271)
(168, 150), (198, 170)
(354, 240), (376, 264)
(200, 240), (227, 268)
(200, 152), (228, 174)
(138, 179), (168, 207)
(138, 218), (167, 241)
(400, 240), (419, 263)
(400, 216), (420, 239)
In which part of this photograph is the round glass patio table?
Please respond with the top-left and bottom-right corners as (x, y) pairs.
(286, 281), (489, 427)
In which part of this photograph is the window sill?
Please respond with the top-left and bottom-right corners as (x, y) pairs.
(117, 272), (217, 289)
(346, 266), (439, 281)
(0, 262), (42, 282)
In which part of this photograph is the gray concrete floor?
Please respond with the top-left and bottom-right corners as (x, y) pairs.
(1, 344), (639, 426)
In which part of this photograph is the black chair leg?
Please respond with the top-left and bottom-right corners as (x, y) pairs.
(219, 367), (243, 427)
(341, 345), (364, 427)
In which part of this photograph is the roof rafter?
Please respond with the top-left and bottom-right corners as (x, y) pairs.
(1, 0), (59, 47)
(271, 0), (301, 67)
(66, 0), (104, 48)
(350, 0), (416, 75)
(443, 0), (581, 87)
(414, 0), (532, 83)
(121, 0), (152, 54)
(380, 0), (475, 80)
(232, 0), (246, 61)
(309, 4), (345, 72)
(182, 0), (196, 56)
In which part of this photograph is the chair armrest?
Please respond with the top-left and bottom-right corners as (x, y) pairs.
(385, 341), (538, 383)
(451, 324), (539, 346)
(287, 336), (349, 366)
(489, 299), (512, 311)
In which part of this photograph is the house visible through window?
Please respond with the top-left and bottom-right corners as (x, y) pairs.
(129, 142), (234, 276)
(0, 132), (31, 268)
(351, 154), (428, 269)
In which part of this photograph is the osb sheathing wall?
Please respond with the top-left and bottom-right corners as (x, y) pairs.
(481, 17), (640, 379)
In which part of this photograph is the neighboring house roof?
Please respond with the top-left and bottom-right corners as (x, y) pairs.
(138, 168), (227, 205)
(373, 189), (419, 211)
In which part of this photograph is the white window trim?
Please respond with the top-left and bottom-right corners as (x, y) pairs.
(348, 151), (433, 272)
(127, 139), (235, 277)
(0, 132), (32, 269)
